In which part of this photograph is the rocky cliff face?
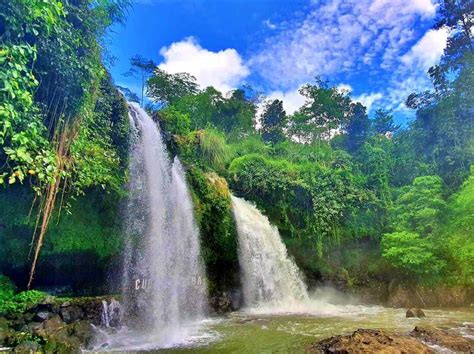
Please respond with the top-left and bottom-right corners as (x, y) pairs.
(351, 281), (473, 307)
(0, 295), (118, 352)
(386, 284), (473, 308)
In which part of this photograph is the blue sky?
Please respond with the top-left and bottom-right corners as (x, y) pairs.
(106, 0), (449, 124)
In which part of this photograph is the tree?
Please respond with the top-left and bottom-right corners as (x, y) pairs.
(288, 78), (352, 143)
(403, 1), (473, 189)
(391, 175), (446, 236)
(357, 136), (394, 230)
(123, 55), (156, 106)
(260, 99), (287, 144)
(344, 102), (370, 152)
(147, 68), (199, 106)
(213, 89), (256, 136)
(440, 166), (474, 284)
(172, 87), (223, 130)
(371, 109), (399, 135)
(381, 231), (445, 278)
(434, 0), (473, 74)
(159, 106), (191, 135)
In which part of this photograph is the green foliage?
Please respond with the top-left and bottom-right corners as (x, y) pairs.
(186, 168), (239, 293)
(358, 136), (394, 203)
(70, 73), (129, 195)
(0, 0), (471, 295)
(0, 275), (47, 315)
(0, 275), (16, 298)
(403, 2), (473, 190)
(343, 103), (370, 153)
(288, 78), (352, 142)
(381, 231), (445, 279)
(0, 45), (57, 189)
(150, 83), (257, 136)
(0, 0), (65, 42)
(46, 193), (123, 259)
(391, 176), (446, 236)
(147, 68), (199, 105)
(197, 129), (230, 170)
(173, 129), (231, 172)
(260, 99), (287, 144)
(440, 166), (474, 284)
(159, 106), (191, 135)
(229, 151), (368, 256)
(123, 55), (156, 106)
(371, 109), (399, 135)
(229, 134), (270, 159)
(171, 87), (223, 130)
(0, 185), (123, 289)
(0, 0), (131, 206)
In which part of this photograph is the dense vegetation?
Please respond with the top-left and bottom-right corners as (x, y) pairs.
(144, 0), (473, 288)
(0, 0), (131, 292)
(0, 0), (472, 309)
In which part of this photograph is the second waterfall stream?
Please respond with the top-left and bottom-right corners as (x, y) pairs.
(231, 196), (375, 317)
(231, 196), (309, 313)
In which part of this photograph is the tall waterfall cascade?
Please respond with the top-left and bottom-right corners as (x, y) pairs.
(99, 103), (208, 350)
(231, 196), (309, 311)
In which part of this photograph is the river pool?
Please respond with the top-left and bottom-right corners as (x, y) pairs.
(155, 305), (474, 353)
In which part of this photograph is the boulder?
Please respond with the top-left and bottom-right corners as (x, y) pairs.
(61, 296), (114, 325)
(308, 328), (434, 353)
(33, 311), (52, 322)
(406, 308), (425, 318)
(209, 292), (232, 314)
(34, 315), (65, 337)
(0, 326), (15, 347)
(34, 315), (80, 353)
(68, 320), (94, 348)
(30, 313), (95, 352)
(13, 341), (42, 353)
(410, 325), (474, 352)
(0, 317), (9, 330)
(59, 305), (84, 324)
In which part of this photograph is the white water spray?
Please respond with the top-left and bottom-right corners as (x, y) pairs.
(231, 196), (309, 310)
(97, 103), (208, 350)
(231, 195), (379, 316)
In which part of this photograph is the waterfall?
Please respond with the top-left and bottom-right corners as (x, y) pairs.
(101, 299), (122, 328)
(231, 196), (309, 311)
(100, 103), (208, 350)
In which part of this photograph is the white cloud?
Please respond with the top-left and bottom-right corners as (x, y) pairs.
(337, 83), (353, 93)
(401, 28), (449, 71)
(264, 19), (277, 30)
(266, 88), (306, 114)
(158, 37), (249, 94)
(385, 27), (449, 112)
(353, 92), (383, 112)
(248, 0), (448, 116)
(250, 0), (438, 89)
(406, 0), (437, 16)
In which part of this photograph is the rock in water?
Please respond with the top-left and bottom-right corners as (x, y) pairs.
(309, 328), (434, 353)
(406, 308), (426, 318)
(14, 341), (42, 353)
(411, 326), (474, 352)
